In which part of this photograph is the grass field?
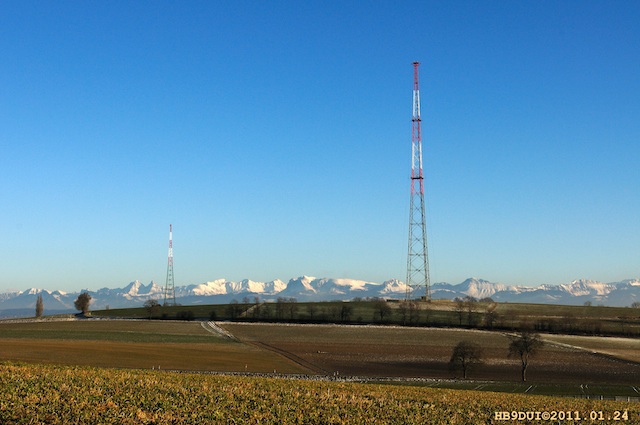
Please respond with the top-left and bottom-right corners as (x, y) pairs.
(0, 362), (636, 424)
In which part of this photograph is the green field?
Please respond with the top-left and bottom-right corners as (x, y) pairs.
(0, 362), (636, 424)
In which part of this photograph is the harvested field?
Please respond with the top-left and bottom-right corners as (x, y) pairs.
(0, 320), (307, 373)
(0, 319), (217, 342)
(543, 334), (640, 363)
(222, 323), (640, 385)
(3, 319), (639, 389)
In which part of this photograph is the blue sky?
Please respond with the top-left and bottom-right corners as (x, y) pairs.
(1, 1), (639, 292)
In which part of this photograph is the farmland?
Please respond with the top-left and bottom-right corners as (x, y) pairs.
(1, 318), (639, 395)
(0, 320), (307, 373)
(222, 323), (640, 388)
(92, 299), (640, 337)
(0, 362), (636, 424)
(1, 315), (639, 423)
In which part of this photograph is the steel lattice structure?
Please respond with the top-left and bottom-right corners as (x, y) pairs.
(164, 224), (177, 306)
(406, 61), (431, 301)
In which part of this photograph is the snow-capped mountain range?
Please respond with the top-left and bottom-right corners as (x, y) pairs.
(431, 278), (640, 306)
(1, 276), (639, 317)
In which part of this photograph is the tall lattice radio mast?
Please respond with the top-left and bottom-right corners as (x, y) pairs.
(406, 61), (431, 301)
(164, 224), (177, 306)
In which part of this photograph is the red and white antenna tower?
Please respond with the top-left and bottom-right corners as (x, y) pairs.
(406, 61), (431, 301)
(164, 224), (177, 306)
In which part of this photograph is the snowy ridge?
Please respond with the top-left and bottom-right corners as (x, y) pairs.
(558, 279), (616, 297)
(2, 276), (640, 315)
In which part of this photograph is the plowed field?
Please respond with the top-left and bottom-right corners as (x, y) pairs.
(222, 323), (640, 384)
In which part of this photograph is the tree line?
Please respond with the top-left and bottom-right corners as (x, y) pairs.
(30, 292), (640, 338)
(132, 296), (640, 337)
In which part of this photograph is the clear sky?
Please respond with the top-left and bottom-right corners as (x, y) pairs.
(1, 1), (639, 292)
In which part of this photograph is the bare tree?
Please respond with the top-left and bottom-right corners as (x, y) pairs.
(306, 303), (318, 320)
(464, 296), (478, 326)
(339, 304), (352, 323)
(408, 301), (421, 325)
(508, 330), (544, 382)
(422, 300), (431, 325)
(226, 299), (243, 319)
(275, 297), (287, 319)
(329, 305), (342, 321)
(398, 301), (409, 325)
(260, 303), (272, 319)
(275, 297), (298, 320)
(453, 298), (466, 326)
(176, 310), (195, 321)
(620, 315), (631, 336)
(449, 341), (483, 379)
(372, 299), (392, 322)
(35, 294), (44, 318)
(251, 296), (262, 319)
(483, 304), (500, 330)
(398, 301), (421, 325)
(561, 314), (576, 333)
(286, 298), (298, 320)
(144, 299), (161, 319)
(74, 292), (92, 315)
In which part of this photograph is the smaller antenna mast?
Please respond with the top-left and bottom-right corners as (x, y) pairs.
(164, 224), (177, 306)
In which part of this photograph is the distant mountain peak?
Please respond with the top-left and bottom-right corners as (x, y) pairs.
(2, 276), (640, 318)
(560, 279), (616, 296)
(299, 275), (316, 282)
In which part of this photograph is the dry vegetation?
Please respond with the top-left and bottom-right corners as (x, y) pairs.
(0, 362), (636, 424)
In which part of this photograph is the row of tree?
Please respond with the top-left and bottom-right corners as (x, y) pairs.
(222, 297), (356, 322)
(449, 330), (544, 382)
(134, 296), (638, 337)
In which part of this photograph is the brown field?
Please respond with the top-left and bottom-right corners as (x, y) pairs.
(0, 319), (222, 341)
(0, 338), (308, 373)
(2, 319), (639, 387)
(222, 322), (640, 384)
(543, 334), (640, 363)
(0, 320), (307, 373)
